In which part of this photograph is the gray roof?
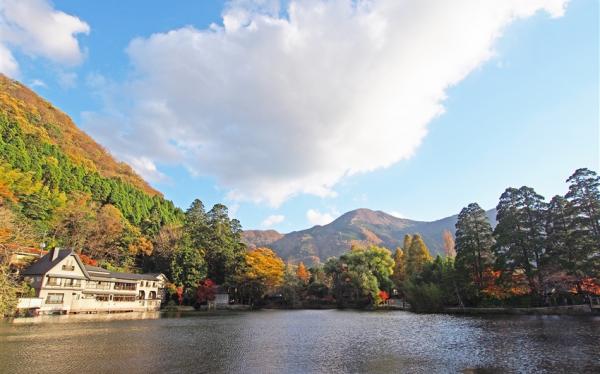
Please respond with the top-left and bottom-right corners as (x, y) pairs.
(21, 249), (77, 276)
(22, 249), (164, 282)
(85, 265), (163, 281)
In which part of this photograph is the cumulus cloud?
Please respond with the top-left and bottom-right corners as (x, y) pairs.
(87, 0), (568, 206)
(306, 209), (334, 226)
(0, 0), (89, 77)
(261, 214), (285, 228)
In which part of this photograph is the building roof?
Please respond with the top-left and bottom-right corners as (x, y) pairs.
(22, 249), (165, 282)
(21, 248), (77, 276)
(85, 265), (163, 281)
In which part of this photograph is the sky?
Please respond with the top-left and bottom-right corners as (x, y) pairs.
(0, 0), (597, 232)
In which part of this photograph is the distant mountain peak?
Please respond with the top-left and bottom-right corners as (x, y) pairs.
(242, 207), (496, 266)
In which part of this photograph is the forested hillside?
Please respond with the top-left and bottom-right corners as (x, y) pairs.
(0, 75), (183, 270)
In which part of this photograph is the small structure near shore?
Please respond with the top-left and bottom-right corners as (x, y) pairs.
(19, 248), (167, 315)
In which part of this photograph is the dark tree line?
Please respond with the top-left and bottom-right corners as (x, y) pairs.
(453, 168), (599, 307)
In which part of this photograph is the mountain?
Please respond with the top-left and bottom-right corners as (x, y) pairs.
(0, 75), (182, 263)
(0, 75), (157, 195)
(243, 230), (284, 249)
(242, 208), (496, 265)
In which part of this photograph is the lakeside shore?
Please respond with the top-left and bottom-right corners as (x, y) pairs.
(445, 304), (599, 316)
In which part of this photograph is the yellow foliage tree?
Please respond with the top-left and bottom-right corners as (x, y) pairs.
(406, 234), (432, 276)
(245, 247), (285, 289)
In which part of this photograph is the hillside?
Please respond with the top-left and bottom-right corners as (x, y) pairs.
(242, 230), (284, 249)
(0, 75), (158, 195)
(242, 208), (496, 265)
(0, 76), (182, 269)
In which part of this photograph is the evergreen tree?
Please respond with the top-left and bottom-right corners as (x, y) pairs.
(565, 168), (600, 277)
(494, 186), (547, 296)
(170, 236), (207, 290)
(455, 203), (495, 299)
(406, 234), (432, 276)
(205, 204), (246, 284)
(185, 199), (209, 246)
(546, 195), (575, 273)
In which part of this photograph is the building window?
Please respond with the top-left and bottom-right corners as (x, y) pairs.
(45, 293), (64, 304)
(95, 295), (109, 302)
(62, 260), (75, 271)
(114, 282), (136, 291)
(113, 295), (136, 302)
(47, 277), (61, 286)
(63, 278), (81, 287)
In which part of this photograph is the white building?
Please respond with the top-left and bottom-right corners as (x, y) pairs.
(20, 248), (167, 315)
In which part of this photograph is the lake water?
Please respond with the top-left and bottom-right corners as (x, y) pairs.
(0, 310), (599, 373)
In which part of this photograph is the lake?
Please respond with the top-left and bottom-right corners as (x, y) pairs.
(1, 310), (599, 373)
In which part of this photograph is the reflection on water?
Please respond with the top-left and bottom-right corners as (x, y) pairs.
(1, 310), (599, 374)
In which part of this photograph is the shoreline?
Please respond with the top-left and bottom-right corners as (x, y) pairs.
(444, 305), (598, 316)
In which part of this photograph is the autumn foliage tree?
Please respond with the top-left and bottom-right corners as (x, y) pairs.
(244, 248), (285, 290)
(406, 234), (432, 276)
(296, 262), (310, 284)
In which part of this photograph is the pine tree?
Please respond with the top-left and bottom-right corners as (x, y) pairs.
(406, 234), (432, 276)
(494, 186), (547, 296)
(564, 168), (600, 277)
(454, 203), (495, 298)
(546, 195), (575, 273)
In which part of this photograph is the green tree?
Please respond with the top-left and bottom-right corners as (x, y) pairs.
(546, 195), (575, 273)
(494, 186), (547, 297)
(564, 168), (600, 277)
(170, 237), (207, 290)
(455, 203), (495, 301)
(325, 245), (394, 307)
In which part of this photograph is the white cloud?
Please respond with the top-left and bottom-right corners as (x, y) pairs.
(0, 0), (89, 77)
(389, 211), (405, 219)
(29, 79), (46, 88)
(306, 209), (334, 226)
(86, 0), (567, 206)
(261, 214), (285, 228)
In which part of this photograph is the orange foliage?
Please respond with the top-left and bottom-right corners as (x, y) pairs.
(481, 268), (531, 300)
(378, 290), (390, 302)
(78, 253), (98, 267)
(576, 278), (600, 296)
(296, 262), (310, 284)
(245, 248), (285, 289)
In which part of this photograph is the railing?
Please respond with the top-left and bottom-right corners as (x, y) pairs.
(86, 283), (112, 290)
(17, 298), (43, 309)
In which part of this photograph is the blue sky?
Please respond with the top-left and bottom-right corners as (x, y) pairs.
(1, 0), (598, 232)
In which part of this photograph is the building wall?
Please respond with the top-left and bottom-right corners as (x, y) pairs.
(26, 254), (164, 314)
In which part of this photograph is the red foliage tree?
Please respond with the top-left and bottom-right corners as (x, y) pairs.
(196, 278), (216, 305)
(78, 253), (98, 266)
(378, 290), (390, 303)
(176, 286), (184, 305)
